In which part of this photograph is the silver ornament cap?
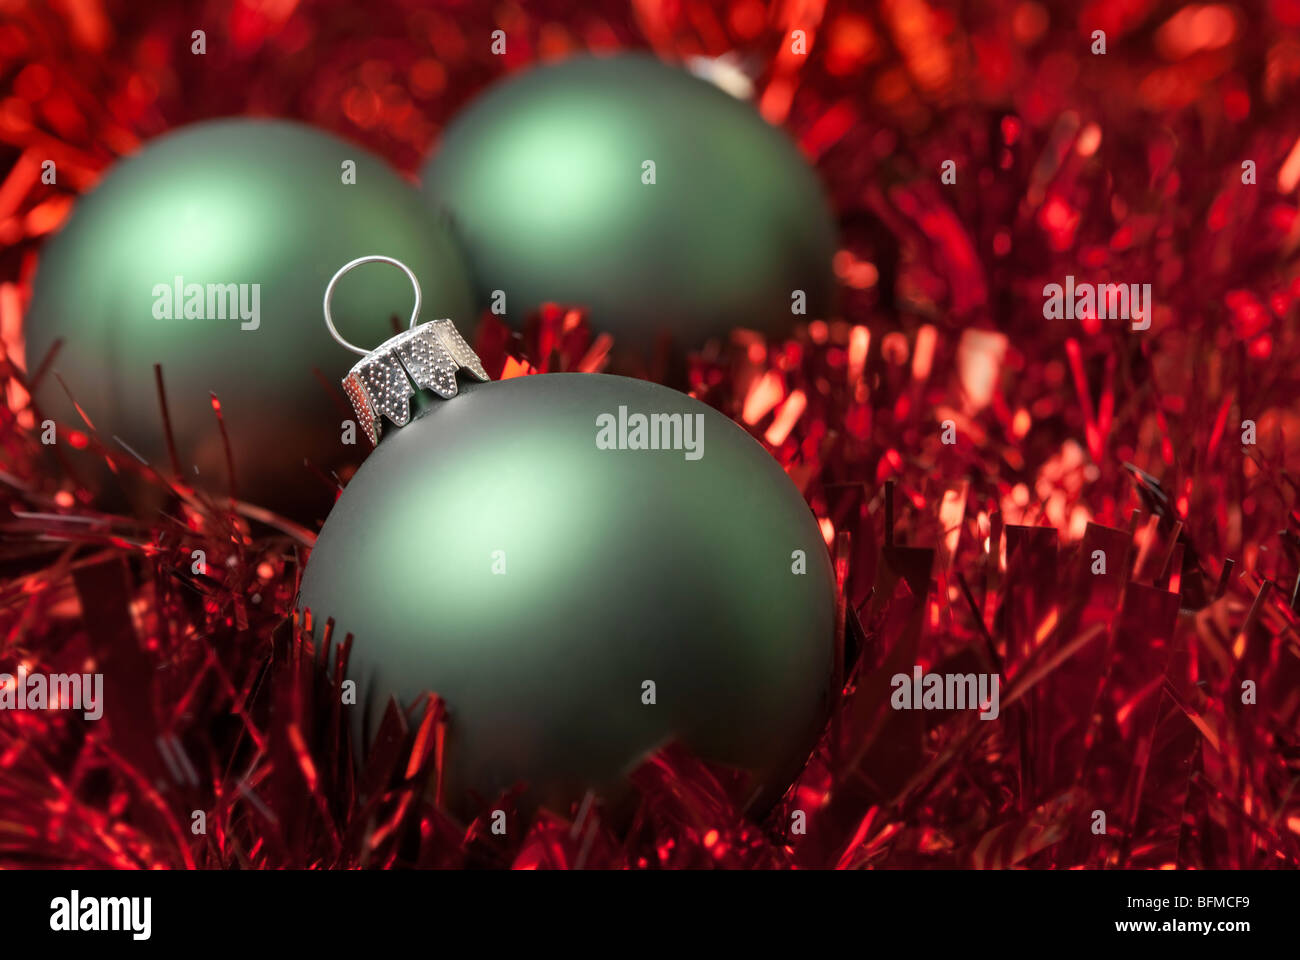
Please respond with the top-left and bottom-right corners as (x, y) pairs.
(323, 255), (488, 445)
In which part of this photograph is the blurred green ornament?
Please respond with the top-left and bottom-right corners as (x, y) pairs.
(299, 370), (835, 816)
(24, 118), (476, 521)
(421, 54), (837, 351)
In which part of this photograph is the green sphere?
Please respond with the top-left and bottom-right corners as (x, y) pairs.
(422, 54), (837, 350)
(25, 119), (476, 521)
(298, 373), (835, 815)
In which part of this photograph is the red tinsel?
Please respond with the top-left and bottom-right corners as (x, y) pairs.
(2, 0), (1300, 868)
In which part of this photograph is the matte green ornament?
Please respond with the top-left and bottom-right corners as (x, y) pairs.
(298, 370), (835, 816)
(421, 54), (837, 350)
(24, 119), (476, 521)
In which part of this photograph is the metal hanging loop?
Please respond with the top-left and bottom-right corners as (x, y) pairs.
(322, 255), (422, 356)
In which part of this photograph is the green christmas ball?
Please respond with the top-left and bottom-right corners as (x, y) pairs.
(298, 372), (835, 815)
(421, 54), (837, 350)
(24, 118), (476, 521)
